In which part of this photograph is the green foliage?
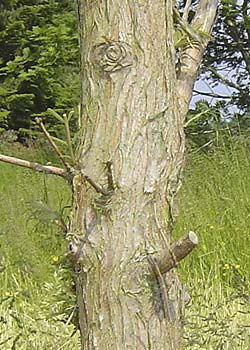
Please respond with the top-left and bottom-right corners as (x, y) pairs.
(0, 0), (79, 138)
(0, 268), (80, 349)
(202, 0), (250, 113)
(185, 99), (250, 153)
(177, 0), (249, 117)
(45, 107), (82, 166)
(0, 140), (79, 348)
(185, 100), (233, 150)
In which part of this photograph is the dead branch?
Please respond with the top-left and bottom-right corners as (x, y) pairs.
(0, 153), (71, 180)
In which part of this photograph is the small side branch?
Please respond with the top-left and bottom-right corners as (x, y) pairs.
(152, 231), (198, 274)
(84, 174), (109, 196)
(81, 163), (115, 196)
(0, 154), (71, 180)
(36, 117), (74, 173)
(193, 89), (232, 99)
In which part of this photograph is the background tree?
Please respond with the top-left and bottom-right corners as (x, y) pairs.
(182, 0), (249, 151)
(0, 0), (79, 139)
(197, 0), (250, 114)
(184, 99), (225, 149)
(0, 0), (218, 349)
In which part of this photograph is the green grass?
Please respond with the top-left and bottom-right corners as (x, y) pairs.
(0, 140), (80, 349)
(174, 137), (250, 349)
(1, 137), (250, 349)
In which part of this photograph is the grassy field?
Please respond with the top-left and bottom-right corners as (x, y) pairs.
(175, 137), (250, 349)
(0, 137), (250, 349)
(0, 140), (80, 349)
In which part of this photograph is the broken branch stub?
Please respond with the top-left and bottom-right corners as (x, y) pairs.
(153, 231), (198, 274)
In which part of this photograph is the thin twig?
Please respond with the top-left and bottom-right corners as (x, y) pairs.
(35, 117), (74, 173)
(192, 89), (232, 99)
(204, 66), (244, 93)
(63, 113), (75, 164)
(82, 173), (109, 196)
(0, 154), (71, 180)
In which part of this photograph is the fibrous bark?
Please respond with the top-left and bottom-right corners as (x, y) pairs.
(71, 2), (184, 349)
(68, 1), (217, 349)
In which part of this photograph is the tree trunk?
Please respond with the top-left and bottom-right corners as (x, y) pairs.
(0, 1), (218, 348)
(67, 1), (215, 349)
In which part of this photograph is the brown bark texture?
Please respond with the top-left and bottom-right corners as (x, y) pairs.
(67, 1), (217, 349)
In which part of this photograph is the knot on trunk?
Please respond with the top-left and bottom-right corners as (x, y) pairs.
(93, 41), (133, 73)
